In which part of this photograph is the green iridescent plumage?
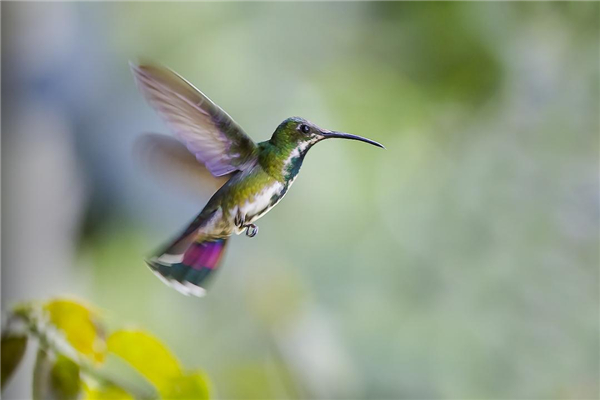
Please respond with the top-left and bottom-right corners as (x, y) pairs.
(132, 63), (384, 297)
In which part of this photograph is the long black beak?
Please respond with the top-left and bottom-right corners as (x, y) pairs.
(322, 131), (385, 149)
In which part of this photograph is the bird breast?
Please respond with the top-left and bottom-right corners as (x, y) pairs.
(238, 181), (285, 223)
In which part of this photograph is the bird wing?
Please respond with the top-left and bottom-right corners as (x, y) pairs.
(133, 133), (229, 196)
(131, 63), (258, 176)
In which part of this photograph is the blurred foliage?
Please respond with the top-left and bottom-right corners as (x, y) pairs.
(1, 299), (210, 400)
(107, 330), (209, 400)
(44, 300), (106, 363)
(33, 350), (81, 400)
(1, 336), (28, 389)
(83, 383), (133, 400)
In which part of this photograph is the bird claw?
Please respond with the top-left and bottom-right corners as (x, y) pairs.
(245, 224), (258, 238)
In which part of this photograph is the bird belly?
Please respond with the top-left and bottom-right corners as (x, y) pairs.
(232, 180), (288, 233)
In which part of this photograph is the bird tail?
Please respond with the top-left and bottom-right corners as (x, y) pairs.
(145, 229), (228, 297)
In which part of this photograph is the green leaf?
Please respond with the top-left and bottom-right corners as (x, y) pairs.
(33, 350), (81, 400)
(106, 330), (182, 391)
(1, 335), (28, 389)
(44, 299), (106, 362)
(51, 356), (81, 400)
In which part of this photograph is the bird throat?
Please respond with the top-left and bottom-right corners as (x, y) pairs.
(259, 139), (317, 183)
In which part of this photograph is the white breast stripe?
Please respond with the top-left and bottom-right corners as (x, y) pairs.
(238, 181), (285, 224)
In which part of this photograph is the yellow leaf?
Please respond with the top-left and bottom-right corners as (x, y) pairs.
(44, 299), (106, 363)
(160, 371), (210, 400)
(83, 383), (134, 400)
(107, 329), (182, 391)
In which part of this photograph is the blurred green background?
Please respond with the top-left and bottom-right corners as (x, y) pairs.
(2, 2), (599, 399)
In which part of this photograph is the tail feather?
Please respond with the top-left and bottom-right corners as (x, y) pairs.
(146, 238), (228, 297)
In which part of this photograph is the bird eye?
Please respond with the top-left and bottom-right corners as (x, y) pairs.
(299, 124), (310, 134)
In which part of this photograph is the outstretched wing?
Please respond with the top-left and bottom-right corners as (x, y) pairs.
(133, 132), (229, 197)
(131, 63), (258, 176)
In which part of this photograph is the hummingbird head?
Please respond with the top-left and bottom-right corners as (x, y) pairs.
(264, 117), (384, 181)
(270, 117), (384, 154)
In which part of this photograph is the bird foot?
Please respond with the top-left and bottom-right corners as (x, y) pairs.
(245, 224), (258, 238)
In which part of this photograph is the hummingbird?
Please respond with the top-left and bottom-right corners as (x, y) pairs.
(132, 63), (384, 297)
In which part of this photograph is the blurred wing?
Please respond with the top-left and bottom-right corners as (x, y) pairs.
(131, 63), (258, 176)
(133, 133), (229, 196)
